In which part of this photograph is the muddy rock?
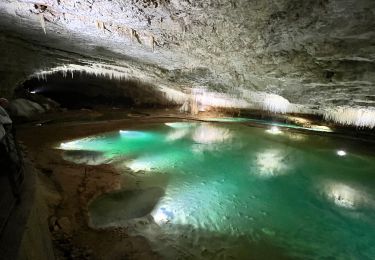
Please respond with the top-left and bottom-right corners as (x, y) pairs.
(57, 217), (73, 234)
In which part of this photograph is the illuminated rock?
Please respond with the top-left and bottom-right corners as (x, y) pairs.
(1, 1), (375, 127)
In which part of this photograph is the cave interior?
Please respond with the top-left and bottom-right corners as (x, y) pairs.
(0, 0), (375, 259)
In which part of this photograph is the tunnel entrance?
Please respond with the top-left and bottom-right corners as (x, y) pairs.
(17, 72), (172, 110)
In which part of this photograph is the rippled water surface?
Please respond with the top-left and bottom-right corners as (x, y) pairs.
(59, 121), (375, 259)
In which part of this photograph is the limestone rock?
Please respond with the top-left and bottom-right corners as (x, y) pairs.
(0, 0), (374, 126)
(8, 98), (45, 119)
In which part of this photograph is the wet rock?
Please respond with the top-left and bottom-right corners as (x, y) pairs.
(41, 167), (53, 175)
(89, 187), (164, 228)
(201, 248), (210, 257)
(62, 150), (110, 165)
(57, 217), (72, 234)
(8, 98), (45, 119)
(49, 216), (58, 228)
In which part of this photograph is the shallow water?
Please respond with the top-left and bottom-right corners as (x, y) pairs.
(59, 121), (375, 259)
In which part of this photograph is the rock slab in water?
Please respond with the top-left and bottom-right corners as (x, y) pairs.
(89, 187), (165, 228)
(8, 98), (45, 119)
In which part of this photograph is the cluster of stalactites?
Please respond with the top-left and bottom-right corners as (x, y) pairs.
(253, 92), (291, 114)
(32, 64), (188, 106)
(323, 106), (375, 129)
(32, 66), (375, 128)
(34, 64), (130, 81)
(181, 88), (294, 114)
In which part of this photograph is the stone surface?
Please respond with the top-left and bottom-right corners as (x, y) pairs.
(57, 217), (72, 234)
(0, 0), (375, 125)
(8, 98), (45, 119)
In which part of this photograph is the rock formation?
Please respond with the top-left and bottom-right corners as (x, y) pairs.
(0, 0), (374, 126)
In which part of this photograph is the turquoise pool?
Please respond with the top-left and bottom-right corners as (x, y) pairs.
(59, 121), (375, 259)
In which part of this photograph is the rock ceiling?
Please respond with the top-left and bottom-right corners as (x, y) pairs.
(0, 0), (375, 126)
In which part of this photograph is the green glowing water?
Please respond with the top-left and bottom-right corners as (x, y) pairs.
(60, 121), (375, 259)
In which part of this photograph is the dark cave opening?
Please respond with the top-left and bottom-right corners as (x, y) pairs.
(17, 72), (171, 110)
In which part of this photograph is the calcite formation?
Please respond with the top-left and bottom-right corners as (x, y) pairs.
(0, 0), (374, 126)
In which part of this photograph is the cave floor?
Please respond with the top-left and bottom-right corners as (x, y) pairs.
(17, 109), (178, 260)
(15, 108), (375, 259)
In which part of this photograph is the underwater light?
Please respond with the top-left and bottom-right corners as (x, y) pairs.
(126, 159), (154, 172)
(125, 152), (182, 172)
(266, 126), (283, 135)
(119, 130), (150, 139)
(152, 207), (174, 224)
(337, 150), (346, 156)
(59, 141), (80, 150)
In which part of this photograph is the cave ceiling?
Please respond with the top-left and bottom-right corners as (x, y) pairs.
(1, 0), (375, 119)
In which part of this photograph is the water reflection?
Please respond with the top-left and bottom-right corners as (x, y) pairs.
(192, 123), (232, 144)
(166, 128), (190, 141)
(255, 149), (290, 178)
(323, 181), (372, 210)
(285, 132), (306, 141)
(265, 126), (283, 135)
(125, 152), (182, 172)
(165, 122), (198, 128)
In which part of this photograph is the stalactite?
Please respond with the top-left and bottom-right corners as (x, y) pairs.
(39, 13), (46, 34)
(261, 93), (291, 114)
(31, 65), (375, 128)
(323, 107), (375, 128)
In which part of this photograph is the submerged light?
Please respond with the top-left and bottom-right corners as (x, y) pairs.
(152, 207), (174, 225)
(119, 130), (150, 139)
(59, 140), (80, 150)
(266, 126), (283, 135)
(337, 150), (347, 156)
(125, 159), (154, 172)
